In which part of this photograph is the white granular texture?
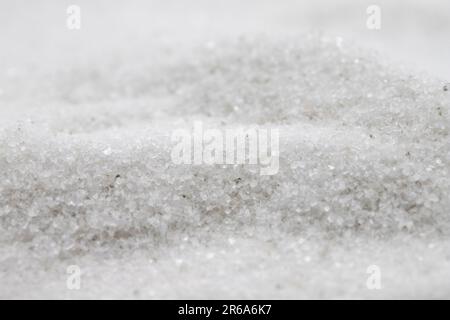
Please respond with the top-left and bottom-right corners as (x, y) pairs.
(1, 23), (450, 298)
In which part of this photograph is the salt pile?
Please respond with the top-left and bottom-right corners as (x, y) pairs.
(1, 34), (450, 299)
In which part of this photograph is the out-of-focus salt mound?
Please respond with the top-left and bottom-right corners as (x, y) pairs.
(1, 36), (450, 259)
(3, 36), (449, 135)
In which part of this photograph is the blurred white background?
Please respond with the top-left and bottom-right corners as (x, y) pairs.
(0, 0), (449, 79)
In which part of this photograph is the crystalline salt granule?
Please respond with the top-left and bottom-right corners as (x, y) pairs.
(1, 4), (450, 298)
